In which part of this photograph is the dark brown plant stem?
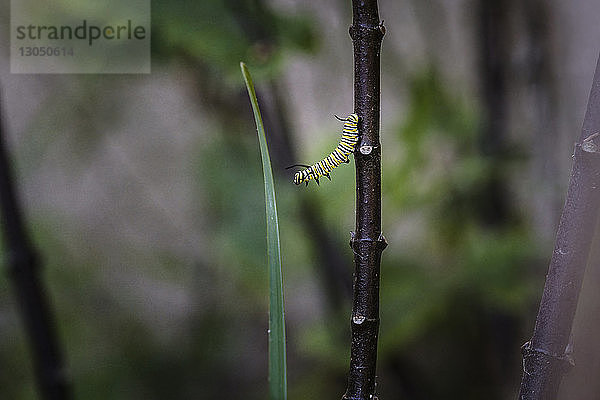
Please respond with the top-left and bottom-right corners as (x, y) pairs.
(0, 90), (72, 400)
(518, 55), (600, 399)
(343, 1), (386, 399)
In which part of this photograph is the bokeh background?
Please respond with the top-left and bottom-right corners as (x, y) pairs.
(1, 0), (600, 398)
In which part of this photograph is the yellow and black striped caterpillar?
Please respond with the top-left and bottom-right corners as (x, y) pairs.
(287, 113), (359, 186)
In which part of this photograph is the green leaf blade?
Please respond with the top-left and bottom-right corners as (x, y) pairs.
(240, 62), (287, 400)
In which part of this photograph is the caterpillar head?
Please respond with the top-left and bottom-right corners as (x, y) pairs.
(293, 172), (303, 185)
(348, 113), (358, 123)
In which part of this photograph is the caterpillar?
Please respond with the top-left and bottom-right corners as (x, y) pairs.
(287, 113), (359, 186)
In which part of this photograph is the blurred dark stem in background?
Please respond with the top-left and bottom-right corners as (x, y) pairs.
(523, 0), (558, 147)
(476, 0), (517, 394)
(477, 0), (511, 226)
(0, 87), (72, 400)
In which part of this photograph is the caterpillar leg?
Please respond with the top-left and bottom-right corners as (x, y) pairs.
(325, 174), (331, 181)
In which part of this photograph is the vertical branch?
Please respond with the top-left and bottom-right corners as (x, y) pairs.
(518, 55), (600, 399)
(0, 89), (72, 400)
(343, 1), (386, 399)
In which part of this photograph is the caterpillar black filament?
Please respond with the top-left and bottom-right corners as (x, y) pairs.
(287, 114), (359, 186)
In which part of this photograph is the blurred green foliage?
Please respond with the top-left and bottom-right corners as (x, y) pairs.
(152, 0), (317, 82)
(377, 69), (541, 398)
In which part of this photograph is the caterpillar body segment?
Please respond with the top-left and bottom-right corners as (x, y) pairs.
(292, 113), (359, 186)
